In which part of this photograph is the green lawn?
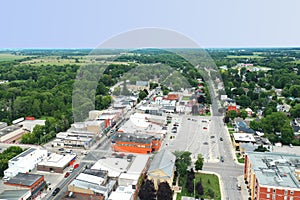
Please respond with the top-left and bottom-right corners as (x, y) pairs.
(176, 173), (221, 200)
(236, 153), (245, 163)
(226, 55), (263, 59)
(0, 53), (28, 61)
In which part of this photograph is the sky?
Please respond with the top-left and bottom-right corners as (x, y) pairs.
(0, 0), (300, 48)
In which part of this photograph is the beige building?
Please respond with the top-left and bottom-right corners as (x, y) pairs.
(147, 149), (176, 189)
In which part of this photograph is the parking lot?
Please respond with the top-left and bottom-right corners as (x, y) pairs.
(164, 114), (219, 162)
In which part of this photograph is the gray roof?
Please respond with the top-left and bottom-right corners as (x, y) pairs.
(148, 149), (176, 178)
(114, 133), (157, 144)
(247, 152), (300, 189)
(6, 173), (43, 186)
(11, 148), (36, 162)
(0, 190), (30, 200)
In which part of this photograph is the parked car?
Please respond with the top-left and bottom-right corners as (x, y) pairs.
(64, 172), (70, 178)
(74, 163), (79, 169)
(203, 127), (207, 130)
(220, 137), (223, 141)
(52, 188), (60, 196)
(237, 184), (241, 190)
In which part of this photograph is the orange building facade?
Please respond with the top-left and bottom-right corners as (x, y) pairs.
(112, 133), (161, 154)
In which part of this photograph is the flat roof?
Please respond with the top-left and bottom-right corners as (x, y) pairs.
(0, 190), (30, 199)
(76, 173), (105, 185)
(6, 173), (43, 186)
(233, 133), (256, 142)
(38, 153), (76, 168)
(91, 157), (131, 177)
(114, 133), (155, 144)
(108, 191), (133, 200)
(0, 125), (23, 137)
(11, 148), (36, 162)
(69, 179), (116, 194)
(247, 152), (300, 189)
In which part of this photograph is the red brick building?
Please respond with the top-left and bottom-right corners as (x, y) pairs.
(244, 152), (300, 200)
(112, 133), (161, 154)
(5, 173), (46, 198)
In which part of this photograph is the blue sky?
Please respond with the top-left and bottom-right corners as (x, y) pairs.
(0, 0), (299, 48)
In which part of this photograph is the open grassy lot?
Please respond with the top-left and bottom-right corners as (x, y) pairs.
(176, 172), (221, 200)
(226, 55), (263, 59)
(0, 53), (28, 61)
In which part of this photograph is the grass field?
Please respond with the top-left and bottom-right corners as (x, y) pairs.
(176, 173), (221, 200)
(0, 53), (28, 61)
(226, 55), (263, 59)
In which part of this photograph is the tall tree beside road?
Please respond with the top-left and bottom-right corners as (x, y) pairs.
(195, 154), (204, 171)
(174, 151), (192, 176)
(227, 110), (237, 121)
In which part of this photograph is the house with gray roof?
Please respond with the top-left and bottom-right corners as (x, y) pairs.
(147, 149), (176, 189)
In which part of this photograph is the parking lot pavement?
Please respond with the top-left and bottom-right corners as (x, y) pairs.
(165, 115), (215, 162)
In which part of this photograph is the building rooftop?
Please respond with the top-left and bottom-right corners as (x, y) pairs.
(148, 149), (176, 178)
(247, 152), (300, 189)
(69, 179), (116, 195)
(6, 173), (43, 186)
(233, 133), (256, 143)
(119, 113), (164, 135)
(0, 125), (22, 137)
(0, 189), (30, 200)
(113, 133), (156, 144)
(11, 148), (36, 162)
(38, 153), (76, 168)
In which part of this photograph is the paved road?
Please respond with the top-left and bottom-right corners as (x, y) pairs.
(204, 75), (244, 200)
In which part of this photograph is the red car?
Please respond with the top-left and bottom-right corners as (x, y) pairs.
(64, 172), (70, 178)
(203, 127), (208, 130)
(74, 163), (79, 169)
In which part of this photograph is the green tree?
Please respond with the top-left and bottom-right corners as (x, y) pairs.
(174, 151), (192, 176)
(227, 110), (237, 121)
(239, 109), (248, 119)
(195, 154), (204, 171)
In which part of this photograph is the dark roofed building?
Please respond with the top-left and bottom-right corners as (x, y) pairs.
(5, 173), (46, 198)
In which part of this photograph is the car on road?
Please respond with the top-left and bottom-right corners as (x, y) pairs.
(210, 135), (215, 139)
(52, 188), (60, 196)
(203, 142), (208, 145)
(74, 163), (79, 169)
(220, 137), (223, 141)
(203, 127), (207, 130)
(220, 156), (224, 162)
(64, 172), (70, 178)
(289, 143), (294, 148)
(172, 126), (177, 130)
(237, 184), (241, 190)
(171, 130), (177, 133)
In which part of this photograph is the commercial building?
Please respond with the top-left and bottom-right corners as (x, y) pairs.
(5, 173), (46, 199)
(0, 189), (31, 200)
(37, 153), (76, 173)
(0, 125), (27, 143)
(17, 119), (46, 132)
(147, 149), (176, 189)
(108, 185), (135, 200)
(54, 131), (96, 149)
(111, 133), (161, 154)
(4, 148), (47, 178)
(68, 169), (116, 199)
(244, 152), (300, 200)
(233, 133), (256, 150)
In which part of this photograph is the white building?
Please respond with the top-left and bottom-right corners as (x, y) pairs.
(4, 148), (47, 178)
(108, 185), (135, 200)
